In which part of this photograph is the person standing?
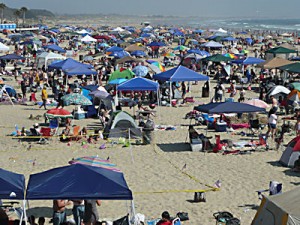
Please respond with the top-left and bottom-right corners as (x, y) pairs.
(39, 86), (48, 110)
(52, 200), (71, 225)
(181, 82), (186, 102)
(72, 200), (85, 225)
(83, 200), (101, 225)
(266, 109), (277, 140)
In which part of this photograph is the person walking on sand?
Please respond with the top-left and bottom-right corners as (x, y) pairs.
(39, 86), (48, 110)
(72, 200), (85, 225)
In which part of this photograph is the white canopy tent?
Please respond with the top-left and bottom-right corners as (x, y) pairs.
(36, 52), (66, 69)
(0, 42), (9, 51)
(81, 35), (97, 42)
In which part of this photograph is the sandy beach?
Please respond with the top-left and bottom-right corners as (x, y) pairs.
(0, 15), (299, 225)
(0, 78), (298, 224)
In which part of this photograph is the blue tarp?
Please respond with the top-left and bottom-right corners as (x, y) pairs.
(43, 44), (66, 53)
(0, 168), (25, 199)
(26, 164), (133, 200)
(0, 53), (25, 60)
(153, 65), (209, 82)
(64, 65), (97, 76)
(48, 58), (92, 71)
(232, 57), (265, 65)
(194, 102), (266, 114)
(117, 77), (159, 91)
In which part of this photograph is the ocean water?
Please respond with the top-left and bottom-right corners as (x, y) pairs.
(187, 18), (300, 31)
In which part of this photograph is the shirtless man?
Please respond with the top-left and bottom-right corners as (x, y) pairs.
(53, 200), (71, 225)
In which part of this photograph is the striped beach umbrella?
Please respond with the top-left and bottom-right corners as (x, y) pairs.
(69, 156), (121, 172)
(45, 108), (73, 118)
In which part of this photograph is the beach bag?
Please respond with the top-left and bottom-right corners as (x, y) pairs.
(176, 212), (189, 221)
(113, 214), (129, 225)
(213, 211), (233, 223)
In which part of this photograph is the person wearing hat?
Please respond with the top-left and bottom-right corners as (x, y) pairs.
(39, 86), (48, 110)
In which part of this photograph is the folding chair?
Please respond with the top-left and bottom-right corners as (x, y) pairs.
(49, 119), (59, 135)
(39, 127), (52, 144)
(70, 126), (80, 141)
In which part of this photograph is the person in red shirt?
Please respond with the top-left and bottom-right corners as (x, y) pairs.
(156, 211), (172, 225)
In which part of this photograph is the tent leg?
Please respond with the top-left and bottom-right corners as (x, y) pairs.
(130, 200), (136, 223)
(169, 82), (172, 107)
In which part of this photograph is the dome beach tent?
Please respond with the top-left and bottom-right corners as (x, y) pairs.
(103, 111), (142, 139)
(279, 136), (300, 167)
(252, 186), (300, 225)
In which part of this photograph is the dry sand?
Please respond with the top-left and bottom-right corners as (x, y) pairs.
(0, 78), (299, 225)
(0, 29), (299, 224)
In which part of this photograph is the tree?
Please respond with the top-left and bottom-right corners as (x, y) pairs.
(0, 3), (6, 24)
(13, 10), (21, 27)
(20, 7), (28, 26)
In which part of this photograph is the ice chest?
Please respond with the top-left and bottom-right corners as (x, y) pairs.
(190, 138), (203, 152)
(74, 112), (86, 120)
(215, 121), (227, 132)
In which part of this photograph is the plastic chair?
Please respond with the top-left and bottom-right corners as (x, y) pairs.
(257, 181), (282, 199)
(39, 127), (52, 144)
(70, 126), (80, 141)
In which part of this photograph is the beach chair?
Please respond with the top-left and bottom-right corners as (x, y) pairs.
(249, 119), (264, 135)
(70, 126), (80, 141)
(38, 127), (52, 144)
(213, 135), (227, 153)
(49, 119), (59, 135)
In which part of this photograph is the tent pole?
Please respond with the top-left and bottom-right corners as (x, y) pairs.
(128, 128), (134, 163)
(169, 82), (172, 107)
(130, 200), (136, 223)
(1, 86), (14, 106)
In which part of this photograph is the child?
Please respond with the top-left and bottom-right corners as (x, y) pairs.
(238, 88), (246, 102)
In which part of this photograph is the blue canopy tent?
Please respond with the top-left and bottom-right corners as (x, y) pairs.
(153, 65), (209, 82)
(0, 168), (25, 200)
(200, 41), (223, 48)
(26, 164), (133, 200)
(109, 51), (130, 59)
(64, 65), (97, 76)
(232, 57), (265, 65)
(187, 49), (210, 57)
(153, 66), (209, 106)
(0, 53), (25, 60)
(43, 44), (66, 53)
(48, 58), (93, 71)
(147, 42), (166, 47)
(194, 102), (266, 114)
(105, 46), (123, 53)
(117, 77), (159, 91)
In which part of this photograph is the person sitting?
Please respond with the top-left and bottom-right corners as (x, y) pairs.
(0, 207), (8, 225)
(80, 127), (88, 137)
(156, 211), (172, 225)
(189, 125), (199, 140)
(292, 156), (300, 172)
(28, 215), (38, 225)
(38, 217), (45, 225)
(60, 126), (71, 142)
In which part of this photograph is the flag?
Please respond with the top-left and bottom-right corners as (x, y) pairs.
(214, 180), (221, 188)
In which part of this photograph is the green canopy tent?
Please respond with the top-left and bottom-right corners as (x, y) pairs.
(266, 47), (298, 60)
(278, 62), (300, 73)
(201, 54), (233, 63)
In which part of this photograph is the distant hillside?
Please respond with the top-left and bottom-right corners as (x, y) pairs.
(2, 6), (55, 21)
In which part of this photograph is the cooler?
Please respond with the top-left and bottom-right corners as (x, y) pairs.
(190, 138), (203, 152)
(215, 121), (227, 132)
(74, 112), (86, 120)
(225, 97), (234, 102)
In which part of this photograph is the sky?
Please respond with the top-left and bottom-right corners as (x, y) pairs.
(3, 0), (300, 18)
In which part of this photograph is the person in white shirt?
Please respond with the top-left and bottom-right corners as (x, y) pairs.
(266, 109), (277, 139)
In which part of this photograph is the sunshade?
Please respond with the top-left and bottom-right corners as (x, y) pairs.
(108, 78), (127, 85)
(153, 65), (209, 82)
(89, 90), (110, 99)
(244, 99), (269, 109)
(0, 53), (24, 60)
(278, 63), (300, 73)
(163, 52), (176, 57)
(116, 56), (143, 64)
(117, 77), (159, 91)
(132, 65), (148, 77)
(146, 60), (165, 72)
(290, 82), (300, 91)
(26, 164), (132, 200)
(64, 65), (97, 76)
(194, 102), (265, 114)
(45, 108), (73, 118)
(257, 57), (293, 69)
(232, 57), (265, 65)
(43, 44), (66, 53)
(69, 156), (121, 172)
(147, 41), (166, 47)
(0, 168), (25, 199)
(173, 45), (189, 51)
(62, 93), (92, 106)
(202, 54), (232, 62)
(130, 50), (146, 57)
(109, 69), (135, 81)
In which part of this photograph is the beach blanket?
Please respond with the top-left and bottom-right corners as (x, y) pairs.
(231, 123), (250, 130)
